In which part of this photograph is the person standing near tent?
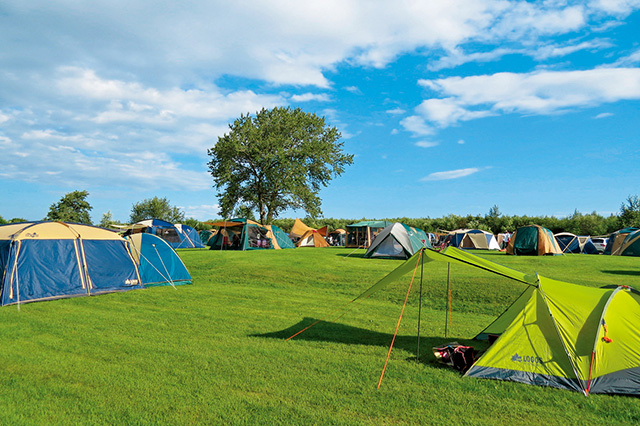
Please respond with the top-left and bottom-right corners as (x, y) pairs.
(502, 231), (511, 249)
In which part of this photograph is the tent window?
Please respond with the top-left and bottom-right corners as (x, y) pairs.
(157, 228), (181, 244)
(248, 226), (271, 249)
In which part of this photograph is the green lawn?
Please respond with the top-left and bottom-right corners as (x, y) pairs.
(1, 248), (640, 425)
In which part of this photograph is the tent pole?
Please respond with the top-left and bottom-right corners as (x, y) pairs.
(416, 248), (424, 362)
(377, 252), (421, 389)
(445, 263), (451, 338)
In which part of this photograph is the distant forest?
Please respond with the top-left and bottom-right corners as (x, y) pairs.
(270, 211), (618, 237)
(265, 197), (640, 237)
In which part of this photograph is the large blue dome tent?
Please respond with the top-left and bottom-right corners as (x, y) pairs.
(0, 221), (143, 306)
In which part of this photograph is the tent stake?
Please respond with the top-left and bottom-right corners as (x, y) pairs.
(416, 248), (424, 362)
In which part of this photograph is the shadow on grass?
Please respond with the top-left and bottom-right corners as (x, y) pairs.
(252, 317), (484, 364)
(601, 270), (640, 276)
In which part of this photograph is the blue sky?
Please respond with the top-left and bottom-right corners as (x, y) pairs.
(1, 1), (639, 223)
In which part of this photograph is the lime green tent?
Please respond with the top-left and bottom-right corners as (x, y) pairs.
(467, 277), (640, 395)
(290, 246), (640, 395)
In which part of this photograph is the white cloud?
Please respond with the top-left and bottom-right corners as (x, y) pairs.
(595, 112), (614, 118)
(420, 167), (482, 181)
(416, 98), (493, 127)
(290, 93), (331, 102)
(608, 48), (640, 67)
(457, 139), (466, 144)
(2, 1), (634, 90)
(386, 107), (406, 115)
(415, 141), (439, 148)
(415, 68), (640, 128)
(400, 115), (434, 136)
(589, 0), (640, 15)
(429, 39), (612, 71)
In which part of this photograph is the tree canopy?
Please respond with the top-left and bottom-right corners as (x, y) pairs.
(130, 197), (185, 224)
(619, 195), (640, 228)
(208, 107), (353, 224)
(46, 190), (93, 224)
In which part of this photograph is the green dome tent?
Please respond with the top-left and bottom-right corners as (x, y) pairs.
(616, 229), (640, 256)
(605, 227), (639, 255)
(506, 225), (562, 256)
(364, 222), (432, 259)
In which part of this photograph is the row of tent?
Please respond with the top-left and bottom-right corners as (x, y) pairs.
(119, 218), (205, 249)
(0, 221), (192, 306)
(510, 225), (640, 256)
(119, 218), (640, 258)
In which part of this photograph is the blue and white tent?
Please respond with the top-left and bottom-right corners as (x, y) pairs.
(0, 222), (143, 306)
(135, 219), (205, 249)
(127, 233), (192, 287)
(554, 232), (599, 254)
(445, 229), (500, 250)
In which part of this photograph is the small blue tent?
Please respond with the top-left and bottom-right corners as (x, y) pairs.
(127, 233), (192, 286)
(135, 219), (205, 249)
(0, 222), (143, 306)
(554, 232), (599, 254)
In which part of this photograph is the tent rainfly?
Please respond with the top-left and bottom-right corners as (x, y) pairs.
(289, 218), (328, 248)
(605, 227), (639, 255)
(0, 221), (144, 306)
(206, 218), (294, 250)
(127, 233), (192, 287)
(613, 228), (640, 256)
(554, 232), (599, 254)
(444, 229), (501, 250)
(506, 225), (562, 256)
(264, 225), (296, 249)
(128, 219), (205, 249)
(364, 222), (432, 259)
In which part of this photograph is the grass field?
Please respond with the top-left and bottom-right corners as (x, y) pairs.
(1, 248), (640, 425)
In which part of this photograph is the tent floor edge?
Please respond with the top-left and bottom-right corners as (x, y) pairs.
(465, 365), (584, 393)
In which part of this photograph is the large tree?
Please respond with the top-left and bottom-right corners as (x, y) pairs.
(46, 190), (93, 224)
(208, 107), (353, 224)
(620, 195), (640, 227)
(130, 196), (185, 224)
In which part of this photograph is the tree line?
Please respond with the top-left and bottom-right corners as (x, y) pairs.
(2, 193), (640, 237)
(4, 192), (640, 237)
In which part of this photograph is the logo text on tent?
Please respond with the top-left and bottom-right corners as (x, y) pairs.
(25, 232), (39, 238)
(124, 279), (139, 286)
(511, 353), (544, 364)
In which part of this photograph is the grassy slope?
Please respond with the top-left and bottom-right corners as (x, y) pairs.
(0, 248), (639, 425)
